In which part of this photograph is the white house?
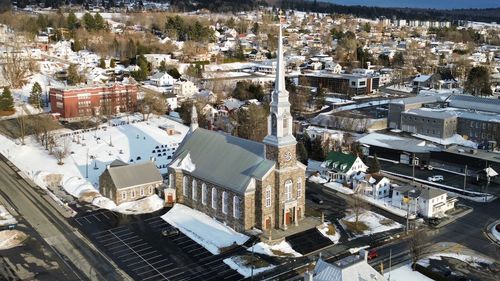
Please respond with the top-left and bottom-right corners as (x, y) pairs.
(173, 80), (198, 100)
(325, 61), (342, 74)
(165, 93), (178, 110)
(150, 72), (175, 87)
(322, 151), (368, 182)
(354, 173), (391, 199)
(391, 186), (457, 218)
(143, 54), (178, 69)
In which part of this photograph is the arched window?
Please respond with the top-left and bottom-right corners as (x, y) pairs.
(222, 191), (228, 214)
(211, 187), (217, 210)
(182, 176), (188, 196)
(233, 196), (240, 219)
(285, 180), (293, 201)
(271, 113), (277, 135)
(202, 183), (207, 205)
(192, 179), (197, 201)
(168, 173), (173, 188)
(297, 178), (302, 198)
(265, 186), (272, 208)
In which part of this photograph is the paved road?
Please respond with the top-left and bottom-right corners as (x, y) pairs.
(0, 157), (129, 281)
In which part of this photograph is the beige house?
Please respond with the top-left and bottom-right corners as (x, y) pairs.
(100, 160), (163, 205)
(168, 26), (306, 232)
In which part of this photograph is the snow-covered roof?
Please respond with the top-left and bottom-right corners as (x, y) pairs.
(358, 133), (439, 153)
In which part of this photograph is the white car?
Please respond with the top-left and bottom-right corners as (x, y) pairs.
(428, 175), (444, 182)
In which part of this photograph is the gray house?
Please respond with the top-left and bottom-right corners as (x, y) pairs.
(100, 160), (163, 205)
(401, 108), (458, 139)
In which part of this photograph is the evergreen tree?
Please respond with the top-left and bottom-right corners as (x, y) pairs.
(315, 87), (326, 109)
(29, 82), (43, 109)
(465, 66), (492, 96)
(0, 87), (14, 112)
(67, 64), (83, 85)
(83, 12), (95, 31)
(109, 58), (116, 68)
(311, 136), (325, 161)
(158, 60), (167, 72)
(94, 13), (106, 31)
(297, 141), (308, 165)
(66, 11), (79, 30)
(167, 67), (181, 79)
(99, 57), (106, 68)
(251, 22), (259, 34)
(367, 154), (381, 174)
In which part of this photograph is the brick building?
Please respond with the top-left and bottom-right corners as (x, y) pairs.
(49, 83), (138, 120)
(168, 26), (306, 232)
(299, 72), (380, 96)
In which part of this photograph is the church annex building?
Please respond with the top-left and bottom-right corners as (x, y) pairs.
(167, 25), (306, 232)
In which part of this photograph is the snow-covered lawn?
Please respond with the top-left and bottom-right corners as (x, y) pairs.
(161, 204), (249, 255)
(386, 84), (413, 93)
(0, 206), (17, 227)
(0, 114), (187, 214)
(0, 230), (28, 250)
(384, 263), (433, 281)
(249, 240), (302, 257)
(223, 256), (276, 278)
(92, 194), (164, 215)
(317, 222), (340, 244)
(324, 182), (354, 194)
(341, 210), (402, 237)
(418, 253), (494, 268)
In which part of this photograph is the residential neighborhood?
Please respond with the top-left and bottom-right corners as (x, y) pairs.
(0, 0), (499, 281)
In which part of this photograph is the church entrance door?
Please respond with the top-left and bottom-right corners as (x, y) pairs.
(285, 210), (292, 225)
(265, 218), (271, 229)
(167, 195), (173, 203)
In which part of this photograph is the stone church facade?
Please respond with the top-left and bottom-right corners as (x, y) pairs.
(168, 25), (306, 232)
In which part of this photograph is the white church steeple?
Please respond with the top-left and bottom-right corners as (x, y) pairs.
(190, 103), (198, 133)
(263, 18), (296, 149)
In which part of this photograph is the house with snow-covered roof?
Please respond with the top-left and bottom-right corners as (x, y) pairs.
(150, 72), (175, 87)
(322, 151), (367, 182)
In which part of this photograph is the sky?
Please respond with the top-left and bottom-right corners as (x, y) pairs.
(325, 0), (500, 9)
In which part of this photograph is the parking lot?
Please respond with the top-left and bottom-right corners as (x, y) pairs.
(286, 228), (333, 255)
(74, 209), (244, 281)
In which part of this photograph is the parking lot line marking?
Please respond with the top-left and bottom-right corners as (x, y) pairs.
(131, 246), (153, 253)
(183, 243), (203, 250)
(93, 214), (102, 222)
(74, 219), (83, 226)
(141, 272), (165, 281)
(171, 236), (190, 242)
(160, 270), (186, 279)
(142, 253), (162, 260)
(111, 247), (133, 255)
(193, 251), (212, 258)
(135, 260), (171, 271)
(223, 271), (242, 279)
(107, 231), (170, 280)
(121, 255), (142, 263)
(116, 248), (151, 259)
(93, 227), (127, 237)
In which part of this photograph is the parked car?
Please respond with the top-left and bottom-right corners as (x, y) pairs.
(427, 165), (434, 171)
(310, 195), (324, 204)
(367, 249), (378, 260)
(161, 226), (179, 237)
(427, 175), (444, 182)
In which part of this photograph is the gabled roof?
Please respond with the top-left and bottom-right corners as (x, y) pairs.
(150, 72), (173, 80)
(170, 128), (275, 194)
(105, 161), (163, 189)
(324, 151), (357, 172)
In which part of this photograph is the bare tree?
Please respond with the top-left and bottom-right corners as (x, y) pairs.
(408, 230), (429, 270)
(1, 36), (31, 88)
(350, 190), (369, 231)
(16, 106), (29, 145)
(53, 138), (70, 165)
(139, 92), (167, 121)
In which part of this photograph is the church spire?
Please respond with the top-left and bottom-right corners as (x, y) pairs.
(274, 21), (286, 96)
(190, 103), (198, 133)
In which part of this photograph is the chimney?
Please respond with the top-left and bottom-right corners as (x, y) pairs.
(106, 164), (110, 170)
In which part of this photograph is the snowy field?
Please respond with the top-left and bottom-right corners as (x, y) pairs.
(358, 194), (416, 219)
(0, 206), (17, 227)
(0, 114), (188, 212)
(223, 256), (276, 278)
(317, 222), (341, 244)
(341, 210), (402, 237)
(418, 252), (494, 268)
(0, 230), (27, 250)
(161, 204), (249, 255)
(384, 263), (433, 281)
(249, 241), (302, 257)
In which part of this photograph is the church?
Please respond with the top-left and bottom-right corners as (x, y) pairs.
(167, 25), (306, 232)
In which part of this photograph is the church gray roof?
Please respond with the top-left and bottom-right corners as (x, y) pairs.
(106, 161), (163, 189)
(170, 128), (275, 195)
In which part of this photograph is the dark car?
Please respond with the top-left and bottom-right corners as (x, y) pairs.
(310, 195), (324, 204)
(161, 226), (179, 237)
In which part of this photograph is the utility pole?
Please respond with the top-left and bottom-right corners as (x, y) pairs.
(389, 248), (392, 281)
(251, 240), (255, 281)
(463, 164), (467, 191)
(86, 148), (89, 178)
(412, 153), (416, 183)
(405, 198), (410, 235)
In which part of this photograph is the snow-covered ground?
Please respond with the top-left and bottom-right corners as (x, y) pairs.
(223, 256), (276, 278)
(0, 114), (188, 213)
(358, 195), (416, 219)
(0, 230), (27, 250)
(418, 252), (494, 268)
(324, 182), (354, 194)
(387, 84), (413, 93)
(91, 194), (164, 215)
(384, 263), (433, 281)
(317, 222), (341, 244)
(0, 206), (17, 226)
(161, 204), (249, 255)
(308, 174), (328, 184)
(249, 240), (302, 257)
(412, 133), (477, 148)
(341, 210), (402, 237)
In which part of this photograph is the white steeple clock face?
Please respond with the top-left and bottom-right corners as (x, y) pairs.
(284, 151), (292, 162)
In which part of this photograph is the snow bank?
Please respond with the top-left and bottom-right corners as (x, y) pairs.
(169, 152), (195, 172)
(92, 196), (117, 210)
(309, 175), (327, 184)
(384, 263), (433, 281)
(113, 195), (164, 215)
(412, 133), (477, 148)
(317, 222), (340, 244)
(0, 230), (28, 250)
(341, 210), (402, 237)
(249, 241), (302, 257)
(419, 252), (494, 268)
(161, 204), (249, 254)
(0, 206), (17, 226)
(324, 182), (354, 194)
(223, 256), (276, 278)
